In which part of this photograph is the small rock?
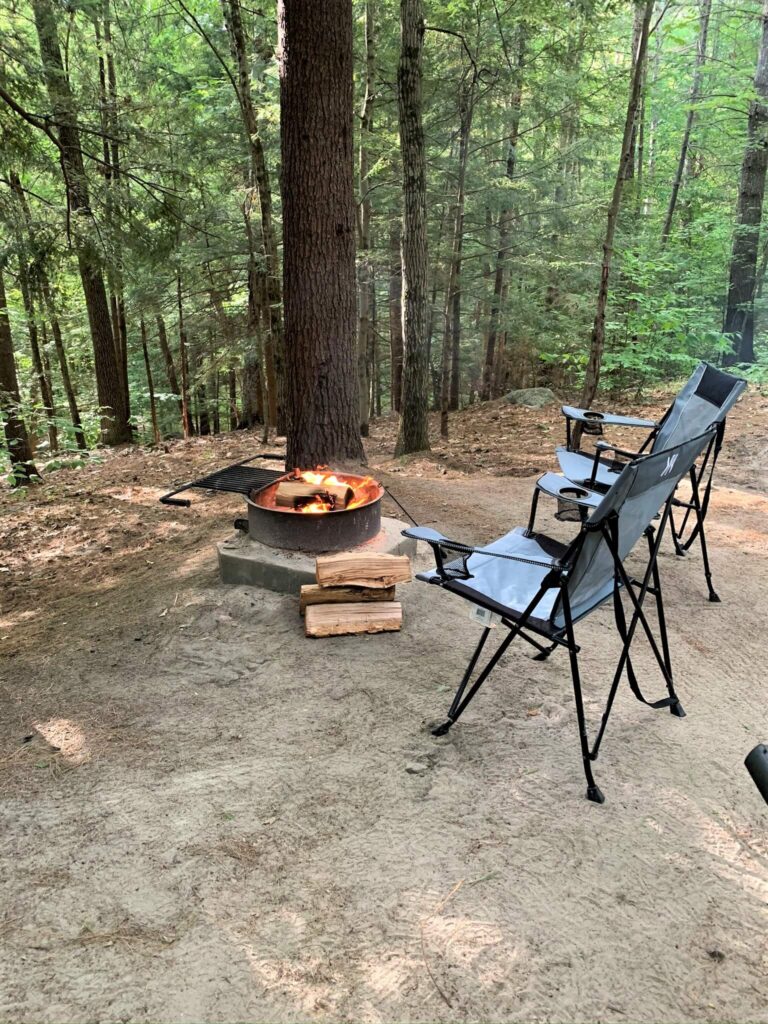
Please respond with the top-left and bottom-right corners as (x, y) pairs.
(405, 761), (429, 775)
(504, 387), (557, 409)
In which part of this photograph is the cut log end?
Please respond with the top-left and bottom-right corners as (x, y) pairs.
(304, 602), (402, 638)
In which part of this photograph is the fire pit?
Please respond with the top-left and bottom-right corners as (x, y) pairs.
(246, 469), (385, 551)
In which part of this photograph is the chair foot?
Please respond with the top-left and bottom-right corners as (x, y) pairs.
(586, 784), (605, 804)
(670, 701), (686, 718)
(708, 590), (721, 603)
(532, 644), (556, 662)
(431, 720), (453, 737)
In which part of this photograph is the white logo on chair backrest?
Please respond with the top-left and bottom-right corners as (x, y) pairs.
(660, 452), (678, 478)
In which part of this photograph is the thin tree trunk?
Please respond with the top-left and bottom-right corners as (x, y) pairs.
(176, 274), (193, 437)
(0, 267), (37, 483)
(389, 217), (404, 412)
(32, 0), (130, 444)
(278, 0), (364, 467)
(723, 0), (768, 364)
(482, 66), (524, 401)
(39, 278), (86, 449)
(224, 0), (285, 430)
(661, 0), (712, 244)
(156, 313), (184, 428)
(578, 0), (653, 419)
(441, 75), (475, 435)
(228, 368), (238, 429)
(140, 318), (161, 444)
(395, 0), (430, 455)
(357, 0), (376, 437)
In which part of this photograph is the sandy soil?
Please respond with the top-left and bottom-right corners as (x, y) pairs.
(1, 388), (767, 1023)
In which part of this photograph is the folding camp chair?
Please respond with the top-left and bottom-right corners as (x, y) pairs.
(556, 362), (746, 602)
(404, 427), (717, 805)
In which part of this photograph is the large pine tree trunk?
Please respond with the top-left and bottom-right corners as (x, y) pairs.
(723, 0), (768, 364)
(395, 0), (430, 455)
(278, 0), (364, 468)
(31, 0), (130, 445)
(579, 0), (653, 417)
(0, 268), (37, 483)
(661, 0), (712, 244)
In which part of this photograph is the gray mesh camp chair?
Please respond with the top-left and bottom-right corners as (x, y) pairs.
(555, 362), (746, 601)
(404, 427), (717, 805)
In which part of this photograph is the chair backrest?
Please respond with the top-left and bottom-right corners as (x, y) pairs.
(652, 362), (746, 453)
(554, 427), (718, 626)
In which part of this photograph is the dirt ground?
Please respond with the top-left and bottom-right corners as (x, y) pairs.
(1, 387), (767, 1023)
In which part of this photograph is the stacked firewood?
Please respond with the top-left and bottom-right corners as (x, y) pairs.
(301, 553), (412, 637)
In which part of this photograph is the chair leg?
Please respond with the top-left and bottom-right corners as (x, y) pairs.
(647, 532), (685, 716)
(561, 590), (604, 804)
(432, 627), (517, 736)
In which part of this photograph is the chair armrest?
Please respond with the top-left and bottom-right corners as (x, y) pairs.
(535, 472), (602, 508)
(594, 440), (641, 461)
(562, 405), (657, 429)
(402, 528), (563, 582)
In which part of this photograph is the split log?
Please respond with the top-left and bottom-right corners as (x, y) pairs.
(305, 602), (402, 637)
(315, 552), (412, 589)
(275, 480), (353, 509)
(299, 583), (396, 615)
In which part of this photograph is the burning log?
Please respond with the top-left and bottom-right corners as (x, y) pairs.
(305, 602), (402, 637)
(275, 480), (354, 510)
(315, 552), (412, 589)
(299, 583), (396, 616)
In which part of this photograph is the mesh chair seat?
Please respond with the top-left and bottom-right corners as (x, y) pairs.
(418, 528), (568, 634)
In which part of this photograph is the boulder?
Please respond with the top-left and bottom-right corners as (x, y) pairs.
(504, 387), (557, 409)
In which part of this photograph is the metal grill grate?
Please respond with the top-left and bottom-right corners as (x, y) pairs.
(159, 455), (284, 507)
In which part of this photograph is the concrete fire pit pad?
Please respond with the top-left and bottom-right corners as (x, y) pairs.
(217, 516), (417, 594)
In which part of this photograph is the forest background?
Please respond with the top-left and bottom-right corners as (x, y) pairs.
(0, 0), (765, 477)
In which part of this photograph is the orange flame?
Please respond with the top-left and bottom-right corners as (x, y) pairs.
(281, 468), (380, 514)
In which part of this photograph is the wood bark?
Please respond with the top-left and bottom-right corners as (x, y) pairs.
(140, 319), (161, 444)
(441, 75), (475, 435)
(661, 0), (712, 244)
(357, 1), (376, 437)
(0, 267), (37, 483)
(723, 0), (768, 364)
(304, 602), (402, 638)
(224, 0), (284, 429)
(176, 275), (193, 437)
(388, 218), (404, 411)
(14, 253), (57, 453)
(228, 368), (238, 430)
(156, 313), (183, 427)
(278, 0), (364, 468)
(39, 278), (86, 449)
(578, 0), (653, 418)
(31, 0), (130, 444)
(316, 552), (412, 588)
(395, 0), (430, 455)
(482, 46), (524, 402)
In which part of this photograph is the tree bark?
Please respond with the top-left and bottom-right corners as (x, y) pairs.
(395, 0), (430, 455)
(31, 0), (130, 444)
(661, 0), (712, 244)
(578, 0), (653, 418)
(156, 313), (184, 428)
(441, 74), (475, 435)
(0, 268), (37, 483)
(723, 0), (768, 364)
(176, 274), (193, 437)
(228, 367), (239, 430)
(357, 0), (376, 437)
(39, 278), (86, 450)
(388, 218), (403, 412)
(224, 0), (285, 430)
(140, 319), (161, 444)
(278, 0), (364, 468)
(15, 254), (57, 453)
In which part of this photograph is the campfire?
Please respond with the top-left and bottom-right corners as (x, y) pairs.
(257, 469), (382, 515)
(246, 469), (385, 551)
